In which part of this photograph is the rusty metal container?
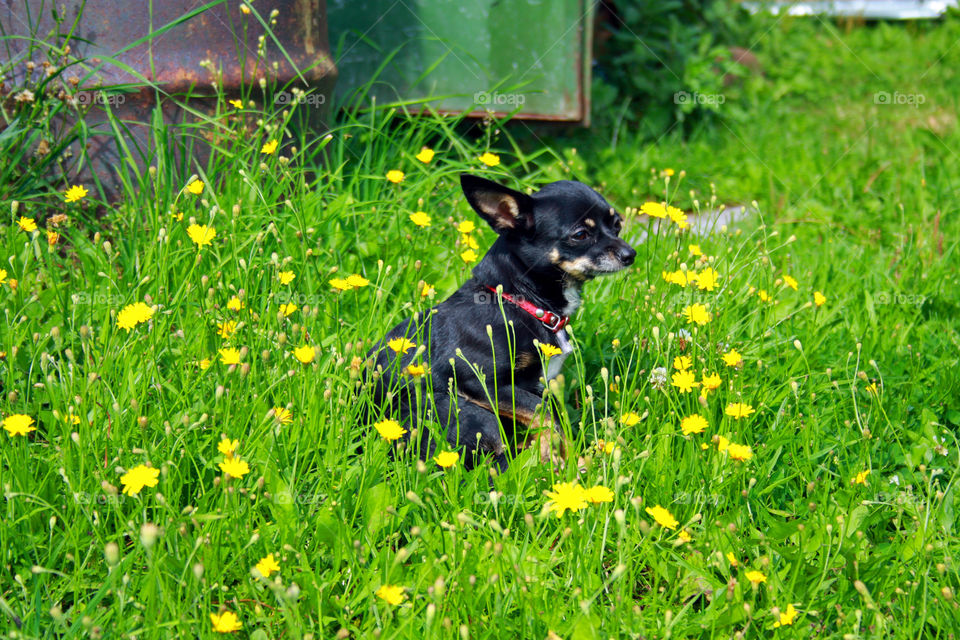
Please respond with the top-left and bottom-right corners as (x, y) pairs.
(1, 0), (337, 199)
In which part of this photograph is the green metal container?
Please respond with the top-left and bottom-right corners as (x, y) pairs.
(328, 0), (593, 123)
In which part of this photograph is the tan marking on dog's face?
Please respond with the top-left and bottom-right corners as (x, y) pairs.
(584, 218), (596, 228)
(458, 392), (538, 427)
(548, 247), (560, 264)
(558, 256), (595, 280)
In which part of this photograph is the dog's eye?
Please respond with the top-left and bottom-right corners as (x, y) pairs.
(613, 219), (623, 234)
(570, 229), (590, 241)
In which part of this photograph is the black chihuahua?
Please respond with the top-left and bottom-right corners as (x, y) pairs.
(366, 174), (635, 471)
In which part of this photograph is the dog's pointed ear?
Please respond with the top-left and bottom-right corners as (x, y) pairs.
(460, 174), (535, 233)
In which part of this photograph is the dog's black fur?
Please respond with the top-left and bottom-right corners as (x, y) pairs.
(367, 174), (635, 471)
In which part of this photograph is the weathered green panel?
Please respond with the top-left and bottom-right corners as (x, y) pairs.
(328, 0), (592, 122)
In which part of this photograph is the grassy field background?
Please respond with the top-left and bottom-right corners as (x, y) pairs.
(1, 10), (959, 639)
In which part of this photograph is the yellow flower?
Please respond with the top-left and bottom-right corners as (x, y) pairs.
(641, 202), (667, 219)
(261, 139), (278, 155)
(274, 407), (293, 424)
(673, 355), (692, 370)
(374, 419), (407, 442)
(18, 217), (37, 232)
(688, 244), (702, 256)
(278, 271), (295, 285)
(456, 220), (476, 234)
(293, 345), (315, 364)
(410, 211), (431, 227)
(695, 267), (720, 292)
(405, 364), (426, 377)
(421, 283), (436, 298)
(700, 373), (722, 395)
(64, 414), (81, 425)
(726, 552), (739, 567)
(721, 349), (743, 367)
(671, 370), (698, 393)
(330, 278), (353, 291)
(218, 321), (237, 339)
(545, 482), (589, 518)
(853, 469), (871, 484)
(434, 451), (460, 468)
(415, 147), (435, 163)
(210, 611), (242, 633)
(279, 303), (297, 316)
(346, 274), (370, 288)
(0, 269), (6, 285)
(814, 291), (827, 307)
(461, 249), (478, 263)
(478, 152), (500, 166)
(187, 224), (216, 249)
(865, 382), (878, 395)
(186, 179), (204, 195)
(199, 359), (211, 370)
(682, 303), (711, 325)
(540, 343), (562, 357)
(678, 529), (692, 542)
(725, 403), (755, 420)
(219, 347), (241, 365)
(645, 505), (678, 530)
(64, 184), (88, 202)
(239, 3), (251, 14)
(387, 337), (415, 354)
(255, 553), (280, 577)
(116, 302), (154, 331)
(595, 439), (617, 455)
(717, 435), (730, 453)
(783, 274), (798, 290)
(218, 438), (239, 458)
(745, 570), (767, 585)
(229, 99), (244, 109)
(120, 464), (160, 496)
(758, 289), (771, 302)
(219, 457), (250, 478)
(3, 414), (36, 437)
(462, 233), (479, 250)
(376, 584), (406, 605)
(386, 170), (405, 183)
(727, 443), (753, 461)
(667, 205), (688, 228)
(663, 168), (675, 177)
(774, 603), (798, 627)
(585, 485), (614, 504)
(620, 412), (641, 427)
(681, 413), (708, 435)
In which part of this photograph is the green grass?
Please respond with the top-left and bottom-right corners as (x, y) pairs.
(2, 12), (959, 640)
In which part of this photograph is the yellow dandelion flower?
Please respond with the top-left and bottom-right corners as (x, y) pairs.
(255, 553), (280, 577)
(696, 267), (720, 292)
(218, 321), (237, 338)
(783, 274), (798, 290)
(745, 570), (767, 585)
(405, 364), (426, 377)
(186, 180), (204, 195)
(120, 464), (160, 496)
(726, 552), (739, 567)
(727, 443), (753, 461)
(64, 184), (88, 202)
(218, 438), (239, 458)
(376, 584), (406, 605)
(681, 413), (708, 435)
(671, 370), (698, 393)
(721, 349), (743, 367)
(682, 303), (711, 326)
(545, 482), (589, 518)
(673, 355), (692, 370)
(852, 469), (871, 484)
(415, 147), (435, 163)
(640, 202), (666, 218)
(620, 412), (641, 426)
(814, 291), (827, 307)
(374, 419), (406, 442)
(409, 211), (431, 227)
(645, 505), (678, 530)
(210, 611), (242, 633)
(457, 220), (476, 234)
(434, 451), (460, 468)
(387, 337), (415, 354)
(461, 249), (478, 263)
(725, 403), (755, 420)
(187, 224), (216, 249)
(774, 603), (798, 627)
(346, 274), (370, 288)
(3, 414), (36, 437)
(219, 347), (241, 365)
(116, 302), (154, 331)
(260, 139), (278, 155)
(293, 345), (315, 364)
(278, 271), (295, 285)
(540, 343), (562, 357)
(478, 152), (500, 166)
(330, 278), (353, 291)
(219, 457), (250, 478)
(386, 170), (405, 183)
(18, 217), (37, 232)
(279, 303), (297, 316)
(229, 99), (244, 109)
(274, 407), (293, 424)
(688, 244), (702, 256)
(585, 485), (614, 504)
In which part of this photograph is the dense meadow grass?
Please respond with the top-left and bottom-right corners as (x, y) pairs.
(2, 13), (959, 639)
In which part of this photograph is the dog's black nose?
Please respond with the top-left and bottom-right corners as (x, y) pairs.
(617, 244), (636, 265)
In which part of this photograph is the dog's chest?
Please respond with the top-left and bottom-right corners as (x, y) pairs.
(545, 330), (574, 380)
